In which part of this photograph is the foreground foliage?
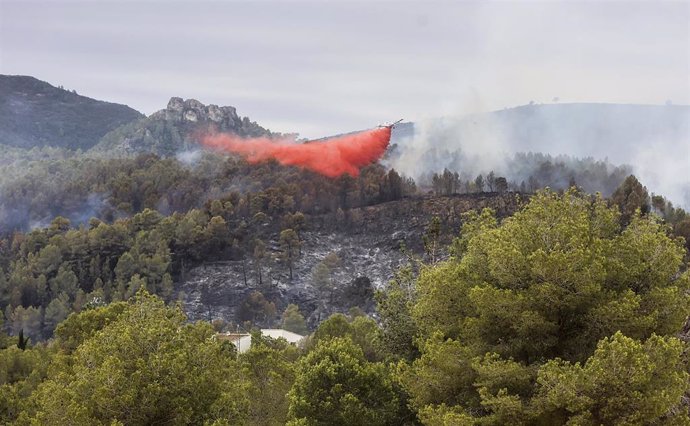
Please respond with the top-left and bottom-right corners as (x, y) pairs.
(0, 188), (687, 425)
(397, 189), (690, 424)
(288, 337), (399, 426)
(27, 291), (232, 424)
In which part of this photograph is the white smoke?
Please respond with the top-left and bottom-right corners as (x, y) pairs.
(175, 149), (203, 165)
(388, 103), (690, 206)
(390, 112), (510, 180)
(632, 140), (690, 208)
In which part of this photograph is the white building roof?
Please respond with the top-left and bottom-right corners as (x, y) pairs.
(215, 329), (306, 354)
(260, 328), (305, 344)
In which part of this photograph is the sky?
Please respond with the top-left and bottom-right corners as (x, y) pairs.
(1, 0), (688, 138)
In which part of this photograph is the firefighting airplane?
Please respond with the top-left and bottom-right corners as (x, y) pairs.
(380, 119), (403, 129)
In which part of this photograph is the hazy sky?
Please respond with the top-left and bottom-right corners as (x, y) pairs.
(1, 0), (688, 138)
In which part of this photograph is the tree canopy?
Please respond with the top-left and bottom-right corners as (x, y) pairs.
(0, 185), (687, 425)
(399, 189), (690, 423)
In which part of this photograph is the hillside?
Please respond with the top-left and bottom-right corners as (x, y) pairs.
(0, 75), (143, 150)
(2, 92), (689, 426)
(180, 192), (524, 326)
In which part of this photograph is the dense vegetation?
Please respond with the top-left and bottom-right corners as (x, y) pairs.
(1, 151), (688, 341)
(1, 188), (688, 424)
(0, 146), (662, 234)
(396, 188), (689, 423)
(2, 75), (688, 423)
(0, 152), (419, 340)
(0, 151), (415, 231)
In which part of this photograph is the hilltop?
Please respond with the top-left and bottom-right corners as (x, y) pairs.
(0, 75), (143, 150)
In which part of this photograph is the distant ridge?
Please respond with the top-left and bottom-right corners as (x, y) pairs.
(389, 102), (690, 206)
(0, 75), (143, 150)
(394, 102), (689, 162)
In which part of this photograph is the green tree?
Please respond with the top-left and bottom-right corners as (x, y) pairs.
(34, 244), (62, 276)
(474, 174), (485, 192)
(206, 215), (230, 252)
(53, 301), (128, 353)
(375, 265), (419, 361)
(308, 313), (382, 362)
(416, 190), (688, 362)
(209, 199), (225, 218)
(337, 174), (356, 209)
(0, 270), (10, 308)
(47, 216), (71, 236)
(49, 265), (78, 300)
(237, 290), (277, 325)
(43, 295), (70, 333)
(29, 290), (235, 425)
(124, 273), (147, 300)
(323, 252), (341, 270)
(386, 169), (404, 201)
(612, 174), (650, 224)
(16, 329), (29, 351)
(130, 208), (162, 232)
(534, 332), (688, 425)
(237, 337), (299, 425)
(0, 345), (51, 423)
(404, 189), (690, 422)
(281, 304), (308, 335)
(113, 251), (137, 285)
(287, 337), (399, 426)
(398, 332), (479, 413)
(494, 176), (508, 193)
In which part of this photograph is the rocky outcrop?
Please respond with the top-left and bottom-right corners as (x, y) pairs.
(151, 97), (241, 127)
(93, 97), (273, 156)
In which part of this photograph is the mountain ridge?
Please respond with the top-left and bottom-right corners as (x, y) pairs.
(0, 75), (144, 150)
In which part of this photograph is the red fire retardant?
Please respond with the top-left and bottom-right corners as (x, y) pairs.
(200, 126), (392, 178)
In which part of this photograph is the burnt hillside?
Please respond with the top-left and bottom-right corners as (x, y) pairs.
(179, 192), (525, 327)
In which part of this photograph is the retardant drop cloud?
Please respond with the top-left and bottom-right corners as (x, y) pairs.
(200, 127), (392, 178)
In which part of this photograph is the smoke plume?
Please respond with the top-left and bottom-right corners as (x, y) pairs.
(387, 104), (690, 206)
(200, 127), (392, 178)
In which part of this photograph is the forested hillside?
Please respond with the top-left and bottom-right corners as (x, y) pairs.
(2, 189), (689, 424)
(0, 156), (420, 341)
(1, 81), (680, 233)
(0, 76), (689, 425)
